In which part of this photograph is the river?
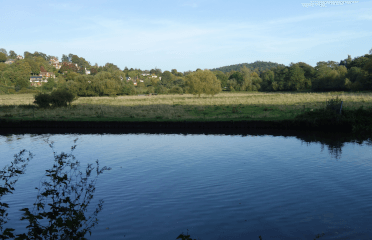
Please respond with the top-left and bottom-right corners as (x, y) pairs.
(0, 131), (371, 239)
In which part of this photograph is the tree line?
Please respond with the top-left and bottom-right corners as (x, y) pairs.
(0, 48), (372, 97)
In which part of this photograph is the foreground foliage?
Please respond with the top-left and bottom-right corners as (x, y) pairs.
(0, 140), (111, 239)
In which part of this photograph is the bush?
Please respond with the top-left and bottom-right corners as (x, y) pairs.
(34, 89), (77, 108)
(50, 89), (76, 107)
(326, 96), (343, 114)
(34, 92), (52, 108)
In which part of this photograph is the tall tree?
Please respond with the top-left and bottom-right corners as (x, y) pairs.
(185, 70), (221, 97)
(62, 54), (70, 62)
(161, 71), (174, 88)
(260, 69), (275, 91)
(213, 71), (228, 89)
(286, 64), (307, 91)
(150, 68), (162, 76)
(0, 48), (7, 56)
(8, 50), (17, 59)
(0, 53), (6, 63)
(228, 71), (244, 86)
(348, 56), (370, 69)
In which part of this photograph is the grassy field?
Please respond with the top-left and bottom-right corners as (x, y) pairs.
(1, 92), (372, 121)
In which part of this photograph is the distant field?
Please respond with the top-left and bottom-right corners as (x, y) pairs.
(1, 92), (372, 121)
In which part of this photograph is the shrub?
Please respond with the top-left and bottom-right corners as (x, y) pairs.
(34, 89), (77, 108)
(50, 89), (77, 107)
(326, 96), (343, 114)
(34, 92), (51, 108)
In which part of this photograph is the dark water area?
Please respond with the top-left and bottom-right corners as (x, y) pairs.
(0, 129), (371, 239)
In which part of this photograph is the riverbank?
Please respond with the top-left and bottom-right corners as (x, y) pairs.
(1, 92), (372, 134)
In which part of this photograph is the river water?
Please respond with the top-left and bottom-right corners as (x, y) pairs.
(0, 132), (371, 240)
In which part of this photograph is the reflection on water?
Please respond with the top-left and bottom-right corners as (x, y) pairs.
(2, 129), (371, 159)
(0, 131), (371, 240)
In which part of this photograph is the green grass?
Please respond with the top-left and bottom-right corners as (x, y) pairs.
(1, 92), (372, 122)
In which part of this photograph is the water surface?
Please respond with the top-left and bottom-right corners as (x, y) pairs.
(1, 133), (371, 239)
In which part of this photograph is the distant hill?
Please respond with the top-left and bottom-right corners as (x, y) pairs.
(210, 61), (286, 73)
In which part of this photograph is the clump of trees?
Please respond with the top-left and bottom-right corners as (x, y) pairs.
(34, 89), (77, 108)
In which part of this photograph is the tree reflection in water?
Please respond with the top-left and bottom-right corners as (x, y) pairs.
(0, 139), (111, 240)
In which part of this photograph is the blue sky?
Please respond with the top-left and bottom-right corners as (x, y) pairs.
(1, 0), (371, 72)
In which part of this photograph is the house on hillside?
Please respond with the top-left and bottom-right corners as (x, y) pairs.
(29, 76), (45, 86)
(85, 68), (90, 75)
(16, 55), (23, 60)
(39, 66), (55, 79)
(50, 58), (62, 69)
(5, 59), (14, 64)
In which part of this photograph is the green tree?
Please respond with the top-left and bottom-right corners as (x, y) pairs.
(8, 60), (32, 90)
(185, 69), (221, 97)
(0, 52), (6, 62)
(226, 79), (238, 91)
(24, 59), (41, 75)
(250, 72), (262, 91)
(8, 50), (17, 59)
(339, 55), (352, 68)
(161, 71), (174, 88)
(61, 54), (70, 62)
(272, 66), (289, 91)
(312, 63), (347, 91)
(240, 66), (252, 91)
(0, 62), (7, 72)
(173, 78), (186, 89)
(362, 58), (372, 74)
(150, 68), (162, 76)
(0, 48), (7, 56)
(100, 63), (120, 73)
(228, 71), (244, 86)
(260, 69), (275, 91)
(213, 71), (228, 89)
(42, 78), (57, 91)
(286, 64), (307, 91)
(348, 56), (370, 69)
